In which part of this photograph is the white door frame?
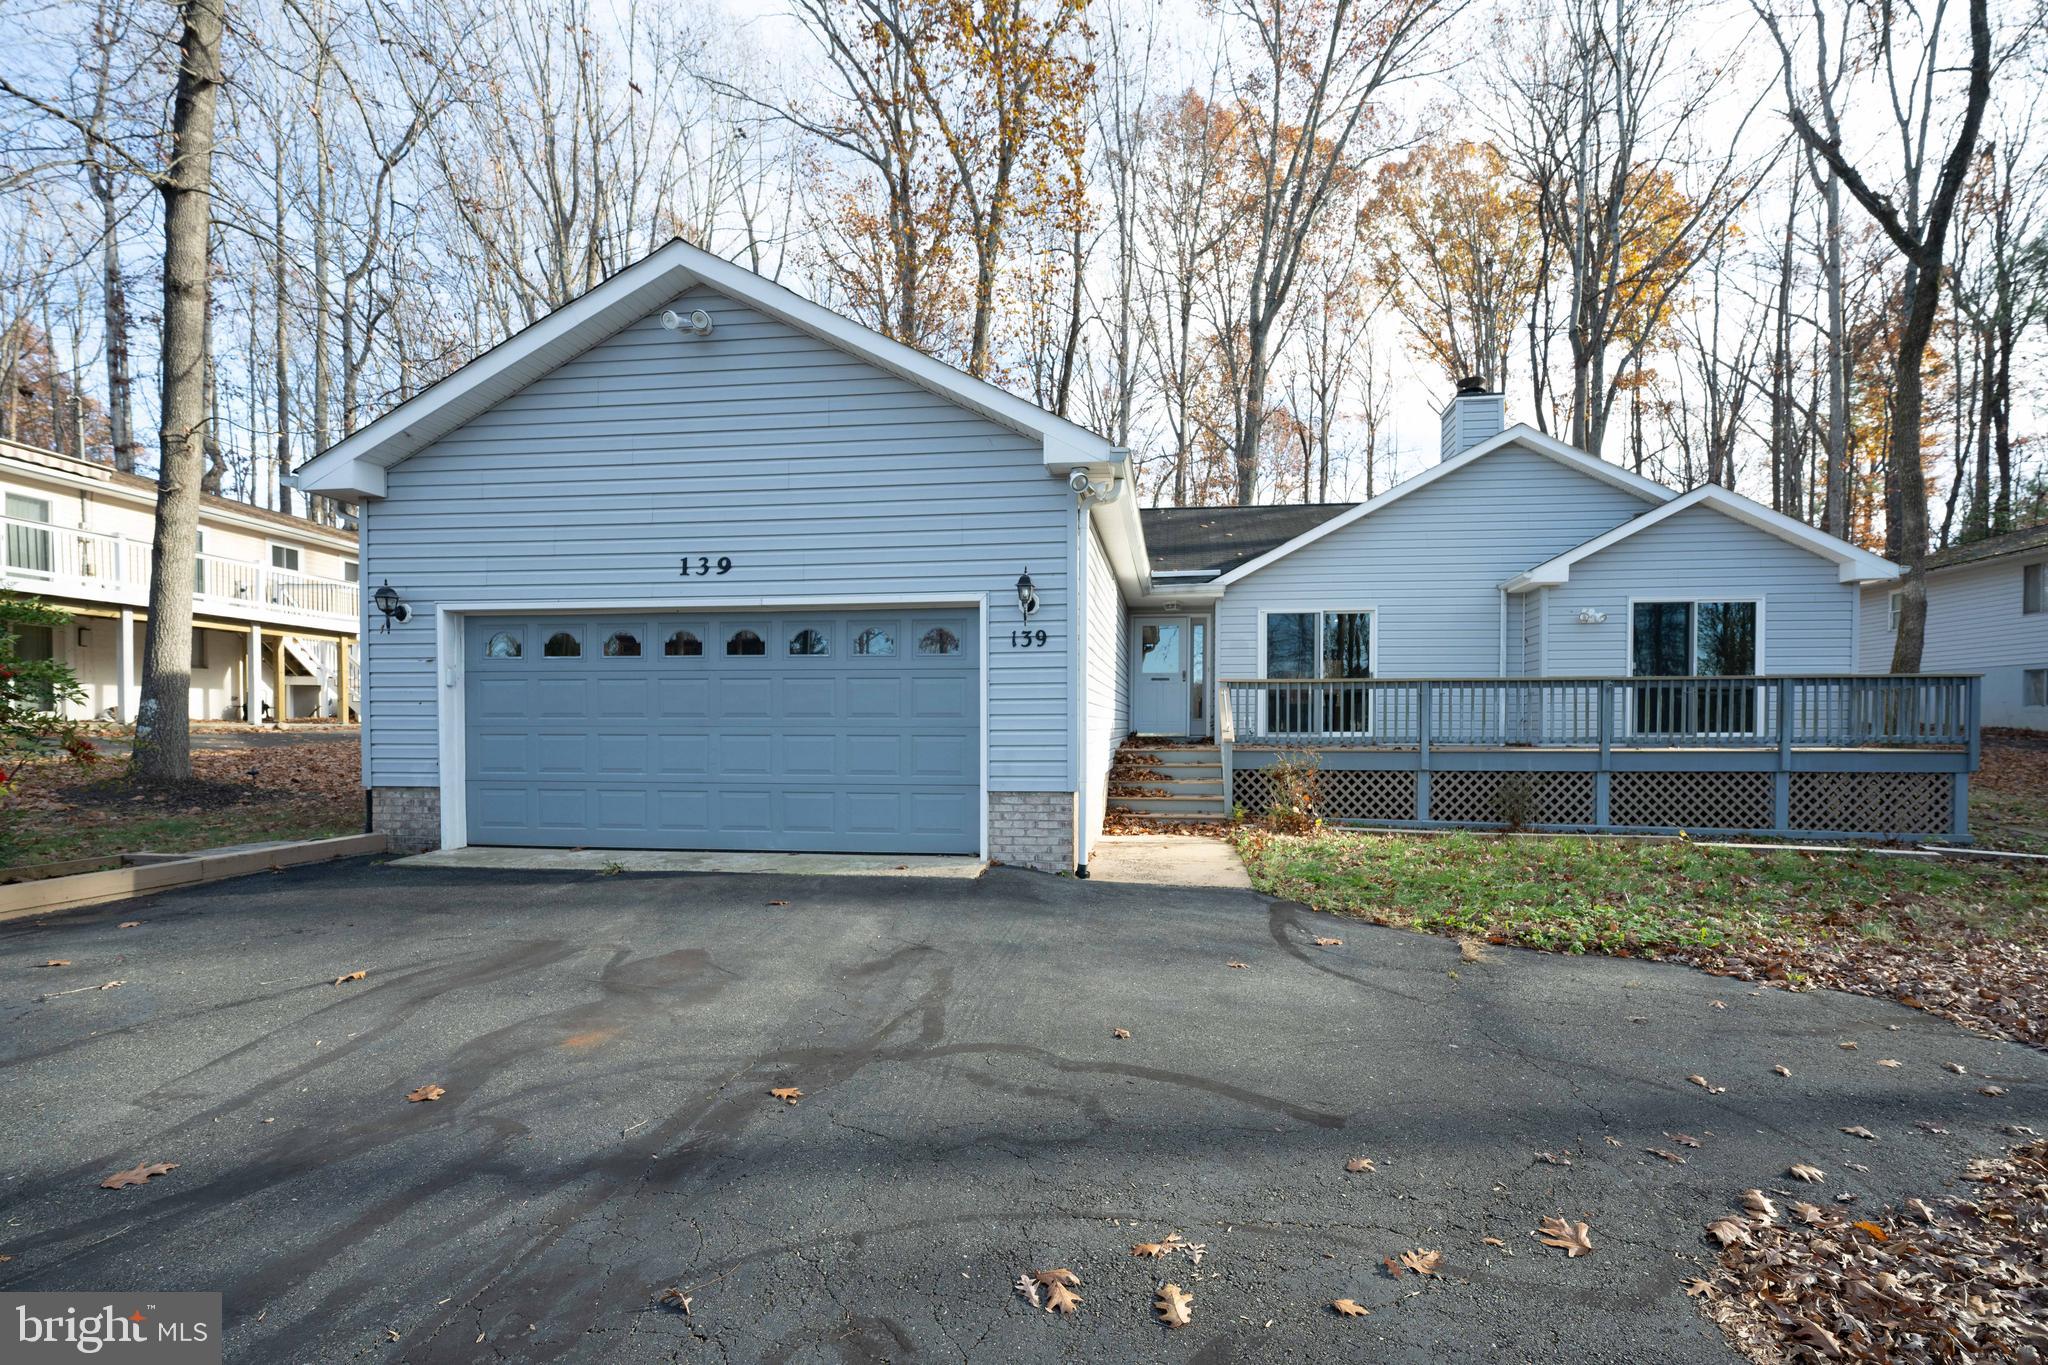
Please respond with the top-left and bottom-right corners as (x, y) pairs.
(1129, 612), (1199, 736)
(433, 593), (991, 860)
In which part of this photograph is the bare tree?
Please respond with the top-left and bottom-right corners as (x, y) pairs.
(1761, 0), (1993, 672)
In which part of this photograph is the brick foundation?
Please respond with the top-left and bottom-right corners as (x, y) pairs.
(370, 786), (442, 854)
(988, 791), (1076, 874)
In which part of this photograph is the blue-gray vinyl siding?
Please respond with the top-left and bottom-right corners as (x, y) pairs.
(1216, 446), (1659, 680)
(360, 284), (1075, 794)
(1861, 561), (2048, 728)
(1541, 505), (1857, 675)
(1083, 520), (1129, 842)
(464, 609), (978, 852)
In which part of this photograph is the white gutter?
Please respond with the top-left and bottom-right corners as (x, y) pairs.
(1070, 461), (1127, 877)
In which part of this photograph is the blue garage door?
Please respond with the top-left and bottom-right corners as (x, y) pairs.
(465, 610), (979, 853)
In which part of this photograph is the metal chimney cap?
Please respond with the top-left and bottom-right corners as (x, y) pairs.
(1455, 375), (1490, 395)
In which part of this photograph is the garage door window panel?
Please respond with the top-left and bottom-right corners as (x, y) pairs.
(484, 630), (522, 659)
(788, 627), (831, 656)
(854, 626), (896, 656)
(603, 630), (642, 657)
(543, 630), (582, 658)
(725, 627), (766, 657)
(663, 628), (704, 657)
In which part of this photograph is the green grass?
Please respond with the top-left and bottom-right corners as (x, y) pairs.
(4, 806), (360, 871)
(1234, 827), (2048, 957)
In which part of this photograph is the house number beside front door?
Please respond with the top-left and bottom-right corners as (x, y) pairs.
(1009, 629), (1050, 648)
(679, 555), (733, 577)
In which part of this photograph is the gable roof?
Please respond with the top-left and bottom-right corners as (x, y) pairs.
(1501, 483), (1900, 590)
(1140, 503), (1356, 575)
(292, 238), (1124, 500)
(1923, 521), (2048, 573)
(1208, 425), (1673, 587)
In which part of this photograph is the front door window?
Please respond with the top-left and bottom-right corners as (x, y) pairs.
(1631, 600), (1759, 733)
(1140, 622), (1181, 676)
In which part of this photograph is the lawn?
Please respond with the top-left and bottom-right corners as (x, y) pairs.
(2, 740), (361, 873)
(1236, 826), (2048, 1048)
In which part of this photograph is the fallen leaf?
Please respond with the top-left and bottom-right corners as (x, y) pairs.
(1914, 1119), (1950, 1135)
(1789, 1163), (1826, 1183)
(1795, 1321), (1843, 1357)
(1313, 936), (1343, 947)
(1683, 1278), (1716, 1299)
(36, 960), (69, 968)
(1331, 1298), (1370, 1317)
(1840, 1125), (1877, 1141)
(1381, 1255), (1403, 1278)
(1647, 1147), (1687, 1165)
(1687, 1074), (1727, 1094)
(100, 1161), (177, 1190)
(1850, 1219), (1888, 1241)
(1154, 1282), (1193, 1328)
(769, 1087), (804, 1105)
(1741, 1190), (1778, 1220)
(118, 921), (140, 929)
(1944, 1062), (1967, 1075)
(1045, 1281), (1081, 1315)
(1345, 1157), (1376, 1173)
(1111, 1028), (1131, 1040)
(1182, 1242), (1206, 1265)
(1772, 1065), (1792, 1077)
(766, 900), (789, 906)
(1534, 1218), (1592, 1257)
(1875, 1058), (1902, 1068)
(406, 1084), (445, 1103)
(1710, 1000), (1727, 1010)
(1790, 1201), (1825, 1225)
(657, 1288), (691, 1314)
(1013, 1273), (1040, 1308)
(1398, 1248), (1443, 1276)
(1226, 961), (1248, 969)
(334, 970), (366, 985)
(1132, 1242), (1172, 1258)
(1481, 1236), (1505, 1247)
(1838, 1041), (1857, 1050)
(1031, 1268), (1081, 1288)
(1705, 1217), (1753, 1248)
(1458, 938), (1486, 962)
(1669, 1133), (1702, 1148)
(1602, 1135), (1622, 1147)
(1980, 1086), (2007, 1097)
(1536, 1151), (1573, 1167)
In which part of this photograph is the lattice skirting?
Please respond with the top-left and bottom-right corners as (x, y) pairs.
(1430, 770), (1596, 827)
(1233, 767), (1418, 823)
(1789, 771), (1950, 836)
(1609, 771), (1773, 832)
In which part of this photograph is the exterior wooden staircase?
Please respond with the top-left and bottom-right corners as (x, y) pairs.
(1107, 741), (1228, 826)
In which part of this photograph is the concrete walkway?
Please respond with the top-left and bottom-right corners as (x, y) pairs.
(1088, 832), (1253, 887)
(397, 845), (987, 878)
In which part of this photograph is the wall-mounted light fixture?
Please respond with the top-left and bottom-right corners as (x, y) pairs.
(372, 581), (412, 632)
(1016, 570), (1040, 621)
(661, 308), (714, 337)
(1576, 607), (1608, 625)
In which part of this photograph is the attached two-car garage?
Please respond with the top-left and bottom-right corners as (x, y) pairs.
(462, 608), (981, 854)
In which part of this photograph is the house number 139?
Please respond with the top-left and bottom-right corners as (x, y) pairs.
(1010, 629), (1049, 648)
(679, 555), (733, 576)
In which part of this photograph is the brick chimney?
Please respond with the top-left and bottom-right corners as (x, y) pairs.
(1439, 376), (1505, 462)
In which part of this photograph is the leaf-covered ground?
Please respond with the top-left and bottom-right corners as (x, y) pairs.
(1234, 828), (2048, 1049)
(1971, 729), (2048, 855)
(1, 738), (361, 871)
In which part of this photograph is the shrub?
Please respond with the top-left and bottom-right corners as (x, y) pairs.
(0, 593), (95, 799)
(1264, 746), (1324, 833)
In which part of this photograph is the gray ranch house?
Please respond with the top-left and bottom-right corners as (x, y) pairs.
(295, 242), (1981, 873)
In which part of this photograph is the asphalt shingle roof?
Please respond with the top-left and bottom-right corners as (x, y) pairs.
(1139, 502), (1358, 575)
(1924, 522), (2048, 572)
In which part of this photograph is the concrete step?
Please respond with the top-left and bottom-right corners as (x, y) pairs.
(1111, 758), (1223, 782)
(1110, 778), (1223, 798)
(1108, 808), (1231, 826)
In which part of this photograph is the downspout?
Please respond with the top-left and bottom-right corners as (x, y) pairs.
(1069, 459), (1128, 878)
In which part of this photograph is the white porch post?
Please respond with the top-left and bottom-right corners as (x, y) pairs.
(245, 624), (263, 723)
(116, 609), (136, 722)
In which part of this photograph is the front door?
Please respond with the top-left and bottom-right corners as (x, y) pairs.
(1132, 616), (1190, 735)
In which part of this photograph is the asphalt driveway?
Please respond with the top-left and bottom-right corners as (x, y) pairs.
(1, 859), (2041, 1363)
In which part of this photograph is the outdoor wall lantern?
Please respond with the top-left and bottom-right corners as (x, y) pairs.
(1576, 607), (1609, 625)
(1016, 569), (1040, 621)
(372, 581), (412, 632)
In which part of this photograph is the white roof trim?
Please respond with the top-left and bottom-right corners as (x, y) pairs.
(294, 239), (1119, 498)
(1209, 425), (1673, 587)
(1502, 483), (1902, 591)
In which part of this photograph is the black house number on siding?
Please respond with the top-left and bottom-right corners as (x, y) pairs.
(1010, 629), (1049, 648)
(679, 555), (733, 577)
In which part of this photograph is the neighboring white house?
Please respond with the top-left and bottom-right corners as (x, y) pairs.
(1859, 522), (2048, 730)
(292, 240), (1964, 872)
(0, 439), (361, 723)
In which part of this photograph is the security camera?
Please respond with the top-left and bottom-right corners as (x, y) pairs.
(1068, 467), (1094, 493)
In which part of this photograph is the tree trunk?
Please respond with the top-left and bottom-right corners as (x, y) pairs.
(134, 0), (225, 782)
(1819, 168), (1849, 540)
(96, 181), (139, 472)
(1887, 260), (1939, 674)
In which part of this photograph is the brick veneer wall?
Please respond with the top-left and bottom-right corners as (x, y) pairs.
(370, 786), (441, 854)
(987, 791), (1075, 873)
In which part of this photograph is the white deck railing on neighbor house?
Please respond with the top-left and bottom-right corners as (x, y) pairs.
(0, 513), (358, 624)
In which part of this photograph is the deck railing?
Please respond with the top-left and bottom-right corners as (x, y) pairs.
(0, 515), (356, 623)
(1222, 675), (1978, 753)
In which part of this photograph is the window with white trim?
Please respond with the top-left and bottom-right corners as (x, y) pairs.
(2026, 668), (2047, 708)
(270, 544), (301, 572)
(2024, 562), (2045, 615)
(1888, 592), (1902, 632)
